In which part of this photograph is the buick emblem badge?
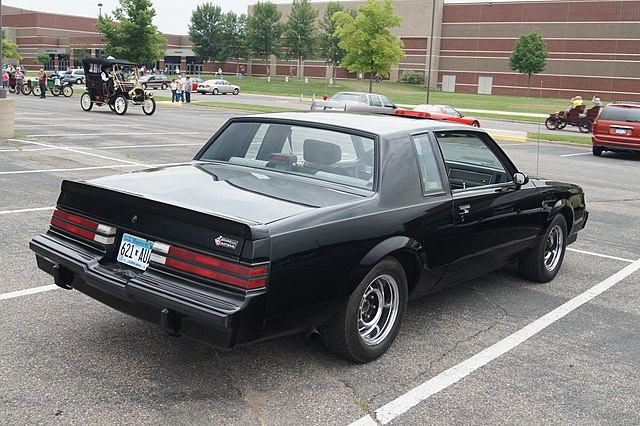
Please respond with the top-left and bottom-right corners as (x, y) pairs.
(131, 215), (138, 224)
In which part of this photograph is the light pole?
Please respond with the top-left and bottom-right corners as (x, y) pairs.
(426, 0), (437, 104)
(98, 2), (103, 17)
(0, 0), (6, 98)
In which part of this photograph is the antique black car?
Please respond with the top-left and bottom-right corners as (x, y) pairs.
(79, 58), (156, 116)
(30, 112), (588, 362)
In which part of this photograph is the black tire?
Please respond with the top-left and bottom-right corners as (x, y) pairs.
(141, 83), (147, 89)
(109, 103), (116, 112)
(544, 117), (557, 130)
(80, 92), (93, 111)
(8, 85), (15, 93)
(471, 121), (479, 127)
(233, 88), (239, 95)
(20, 83), (31, 95)
(32, 85), (42, 97)
(51, 86), (62, 96)
(113, 94), (128, 115)
(213, 88), (219, 95)
(592, 145), (603, 156)
(556, 120), (567, 130)
(76, 78), (82, 85)
(519, 215), (568, 283)
(320, 257), (408, 362)
(62, 85), (73, 97)
(578, 119), (592, 133)
(142, 98), (156, 115)
(161, 83), (167, 90)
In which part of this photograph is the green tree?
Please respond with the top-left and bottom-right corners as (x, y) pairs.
(318, 2), (354, 84)
(96, 0), (167, 64)
(220, 12), (249, 72)
(334, 0), (405, 93)
(509, 31), (548, 97)
(35, 53), (51, 67)
(2, 31), (22, 61)
(189, 3), (225, 63)
(283, 0), (318, 79)
(246, 1), (283, 71)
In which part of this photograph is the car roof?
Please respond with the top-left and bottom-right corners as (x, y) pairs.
(242, 111), (482, 136)
(607, 102), (640, 108)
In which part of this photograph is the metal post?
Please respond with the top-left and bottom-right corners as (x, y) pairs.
(0, 0), (6, 98)
(98, 3), (103, 17)
(426, 0), (436, 104)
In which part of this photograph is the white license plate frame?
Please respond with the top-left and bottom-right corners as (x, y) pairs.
(117, 233), (153, 271)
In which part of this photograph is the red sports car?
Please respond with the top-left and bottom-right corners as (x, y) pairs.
(396, 104), (481, 127)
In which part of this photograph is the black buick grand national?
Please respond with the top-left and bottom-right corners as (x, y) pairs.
(30, 112), (588, 362)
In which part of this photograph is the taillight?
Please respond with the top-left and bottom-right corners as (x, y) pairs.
(151, 242), (268, 290)
(50, 209), (117, 244)
(592, 121), (598, 133)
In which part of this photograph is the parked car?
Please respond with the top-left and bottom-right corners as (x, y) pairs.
(310, 91), (397, 114)
(396, 104), (481, 127)
(61, 69), (85, 85)
(197, 79), (240, 95)
(138, 74), (169, 90)
(189, 77), (203, 91)
(592, 102), (640, 156)
(30, 112), (588, 362)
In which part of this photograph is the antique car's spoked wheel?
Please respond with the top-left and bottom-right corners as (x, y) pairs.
(20, 84), (32, 95)
(62, 85), (73, 97)
(519, 215), (567, 282)
(321, 257), (407, 362)
(80, 92), (93, 111)
(142, 98), (156, 115)
(32, 85), (42, 97)
(113, 95), (128, 115)
(544, 117), (557, 130)
(51, 86), (62, 96)
(578, 119), (592, 133)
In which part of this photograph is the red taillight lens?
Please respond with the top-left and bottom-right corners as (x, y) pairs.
(50, 209), (117, 244)
(151, 242), (268, 290)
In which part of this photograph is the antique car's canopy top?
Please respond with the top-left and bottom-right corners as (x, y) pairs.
(81, 58), (138, 74)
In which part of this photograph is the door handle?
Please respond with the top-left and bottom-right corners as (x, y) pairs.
(458, 204), (471, 215)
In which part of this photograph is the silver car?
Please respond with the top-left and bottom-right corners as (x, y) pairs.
(197, 79), (240, 95)
(310, 92), (397, 114)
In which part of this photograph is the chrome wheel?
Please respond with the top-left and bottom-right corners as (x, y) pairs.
(80, 92), (93, 111)
(544, 224), (564, 272)
(358, 274), (399, 346)
(113, 95), (128, 115)
(142, 98), (156, 116)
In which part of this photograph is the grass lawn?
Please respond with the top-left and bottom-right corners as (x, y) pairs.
(528, 132), (592, 145)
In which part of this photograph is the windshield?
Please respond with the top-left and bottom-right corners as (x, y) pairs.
(197, 122), (376, 190)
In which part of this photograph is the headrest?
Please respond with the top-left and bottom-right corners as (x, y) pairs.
(303, 139), (341, 165)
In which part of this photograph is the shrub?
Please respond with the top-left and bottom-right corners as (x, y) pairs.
(399, 70), (425, 85)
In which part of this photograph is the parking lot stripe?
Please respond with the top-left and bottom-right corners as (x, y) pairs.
(25, 131), (201, 138)
(561, 152), (591, 157)
(0, 206), (54, 215)
(0, 285), (59, 301)
(10, 139), (147, 166)
(567, 247), (634, 263)
(352, 258), (640, 425)
(0, 164), (141, 175)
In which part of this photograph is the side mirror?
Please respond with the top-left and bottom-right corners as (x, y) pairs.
(513, 172), (529, 186)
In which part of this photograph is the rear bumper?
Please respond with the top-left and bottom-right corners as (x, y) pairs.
(592, 136), (640, 152)
(30, 233), (265, 349)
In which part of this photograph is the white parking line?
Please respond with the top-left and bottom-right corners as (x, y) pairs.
(0, 164), (141, 176)
(351, 256), (640, 425)
(560, 152), (591, 157)
(0, 285), (59, 301)
(0, 206), (54, 215)
(15, 124), (142, 128)
(9, 139), (146, 167)
(25, 131), (201, 138)
(567, 247), (634, 263)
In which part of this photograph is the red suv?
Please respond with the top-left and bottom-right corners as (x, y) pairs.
(592, 102), (640, 156)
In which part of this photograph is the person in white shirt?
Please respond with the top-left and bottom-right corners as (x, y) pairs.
(170, 79), (177, 102)
(101, 66), (114, 95)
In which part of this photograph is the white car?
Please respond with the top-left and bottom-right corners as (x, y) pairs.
(197, 79), (240, 95)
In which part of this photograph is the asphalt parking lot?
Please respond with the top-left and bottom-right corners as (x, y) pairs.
(1, 93), (639, 425)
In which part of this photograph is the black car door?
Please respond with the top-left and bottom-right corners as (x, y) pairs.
(434, 131), (543, 286)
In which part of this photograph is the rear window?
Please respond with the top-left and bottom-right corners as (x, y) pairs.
(599, 105), (640, 122)
(332, 93), (362, 102)
(198, 122), (376, 190)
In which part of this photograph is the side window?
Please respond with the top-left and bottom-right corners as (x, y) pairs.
(445, 107), (460, 117)
(369, 95), (382, 107)
(411, 134), (444, 194)
(435, 132), (509, 190)
(381, 96), (396, 108)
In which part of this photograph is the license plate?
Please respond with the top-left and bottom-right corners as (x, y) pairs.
(117, 233), (153, 271)
(615, 128), (628, 135)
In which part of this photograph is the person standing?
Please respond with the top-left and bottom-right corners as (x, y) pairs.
(183, 75), (192, 103)
(170, 78), (177, 102)
(218, 67), (223, 79)
(2, 69), (9, 91)
(14, 68), (24, 94)
(38, 69), (47, 98)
